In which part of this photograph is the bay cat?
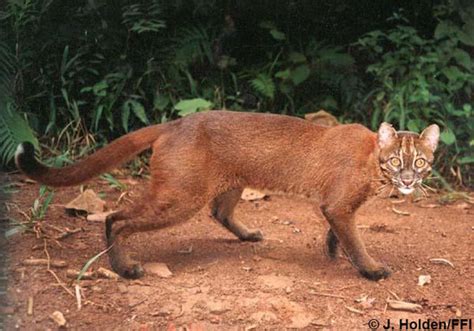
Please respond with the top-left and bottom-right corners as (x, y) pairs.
(15, 111), (439, 280)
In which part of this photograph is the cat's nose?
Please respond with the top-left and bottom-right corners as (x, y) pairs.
(401, 178), (413, 186)
(400, 171), (414, 186)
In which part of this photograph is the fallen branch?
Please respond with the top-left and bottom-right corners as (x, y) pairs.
(309, 290), (349, 299)
(23, 258), (67, 268)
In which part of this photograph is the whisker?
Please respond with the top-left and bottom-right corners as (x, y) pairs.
(376, 184), (387, 193)
(417, 185), (429, 198)
(421, 182), (437, 192)
(387, 186), (395, 198)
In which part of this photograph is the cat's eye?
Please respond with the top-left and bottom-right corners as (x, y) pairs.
(415, 158), (426, 167)
(389, 157), (401, 167)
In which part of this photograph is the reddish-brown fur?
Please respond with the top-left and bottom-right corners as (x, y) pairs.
(15, 111), (438, 280)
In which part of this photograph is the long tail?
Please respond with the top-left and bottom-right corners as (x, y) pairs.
(15, 124), (163, 187)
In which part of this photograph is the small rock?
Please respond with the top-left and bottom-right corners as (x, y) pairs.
(450, 306), (462, 317)
(209, 315), (221, 324)
(91, 285), (102, 292)
(250, 311), (278, 323)
(143, 263), (172, 278)
(285, 286), (292, 294)
(50, 311), (66, 327)
(418, 275), (431, 286)
(207, 301), (229, 315)
(241, 188), (266, 201)
(117, 283), (128, 294)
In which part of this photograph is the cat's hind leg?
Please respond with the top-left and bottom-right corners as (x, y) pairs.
(107, 182), (207, 279)
(325, 228), (339, 259)
(210, 188), (263, 242)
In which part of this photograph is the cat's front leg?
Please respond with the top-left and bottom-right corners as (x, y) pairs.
(320, 204), (391, 281)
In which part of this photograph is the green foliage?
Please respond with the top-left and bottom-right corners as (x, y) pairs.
(174, 98), (213, 117)
(30, 185), (54, 222)
(100, 173), (127, 191)
(357, 8), (474, 184)
(0, 0), (471, 186)
(0, 103), (38, 164)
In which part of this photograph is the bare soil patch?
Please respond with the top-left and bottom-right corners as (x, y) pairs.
(4, 175), (473, 330)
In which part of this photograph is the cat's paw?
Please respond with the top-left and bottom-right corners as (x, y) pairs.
(120, 263), (145, 279)
(242, 229), (264, 242)
(359, 265), (392, 281)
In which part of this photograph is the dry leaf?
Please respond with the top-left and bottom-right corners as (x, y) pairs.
(50, 310), (67, 327)
(418, 275), (431, 286)
(387, 299), (422, 312)
(241, 188), (266, 201)
(304, 110), (339, 127)
(65, 189), (106, 215)
(87, 210), (117, 222)
(355, 294), (376, 310)
(391, 207), (410, 216)
(430, 258), (454, 268)
(345, 306), (364, 315)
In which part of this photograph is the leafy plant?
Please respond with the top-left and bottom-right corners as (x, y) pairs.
(174, 98), (213, 117)
(100, 173), (127, 191)
(357, 9), (474, 186)
(0, 103), (38, 165)
(30, 185), (54, 222)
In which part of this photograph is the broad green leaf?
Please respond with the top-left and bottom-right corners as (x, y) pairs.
(123, 100), (149, 124)
(440, 128), (456, 145)
(290, 65), (310, 86)
(174, 98), (212, 117)
(93, 81), (108, 97)
(275, 69), (290, 80)
(121, 103), (130, 132)
(288, 52), (306, 63)
(452, 49), (471, 69)
(153, 94), (170, 111)
(131, 100), (148, 124)
(270, 29), (286, 41)
(442, 66), (464, 81)
(407, 119), (420, 132)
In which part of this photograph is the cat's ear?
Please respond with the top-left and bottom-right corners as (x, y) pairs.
(377, 122), (397, 149)
(420, 124), (440, 152)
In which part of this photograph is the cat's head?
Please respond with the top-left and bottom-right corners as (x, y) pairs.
(377, 122), (440, 195)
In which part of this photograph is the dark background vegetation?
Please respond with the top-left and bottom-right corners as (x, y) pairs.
(0, 0), (473, 188)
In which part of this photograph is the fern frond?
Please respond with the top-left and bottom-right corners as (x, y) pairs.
(250, 73), (275, 99)
(173, 26), (215, 66)
(0, 102), (38, 165)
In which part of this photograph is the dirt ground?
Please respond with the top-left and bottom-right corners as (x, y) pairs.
(3, 174), (474, 330)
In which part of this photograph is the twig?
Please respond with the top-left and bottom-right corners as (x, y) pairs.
(309, 291), (349, 299)
(55, 228), (82, 240)
(27, 296), (34, 315)
(75, 284), (82, 310)
(43, 240), (75, 298)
